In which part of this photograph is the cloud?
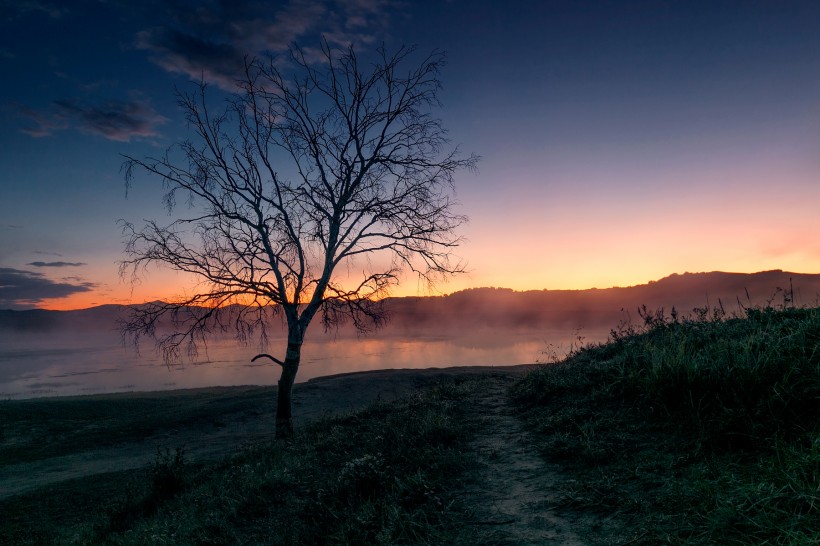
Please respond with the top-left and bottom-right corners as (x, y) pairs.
(27, 261), (87, 267)
(135, 28), (249, 90)
(0, 267), (95, 309)
(19, 98), (166, 141)
(16, 1), (400, 139)
(0, 0), (66, 19)
(53, 99), (167, 142)
(133, 0), (398, 90)
(18, 105), (69, 138)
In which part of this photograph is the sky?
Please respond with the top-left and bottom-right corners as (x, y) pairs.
(1, 0), (820, 310)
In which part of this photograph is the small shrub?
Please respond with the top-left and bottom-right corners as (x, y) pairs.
(336, 452), (386, 498)
(150, 446), (188, 500)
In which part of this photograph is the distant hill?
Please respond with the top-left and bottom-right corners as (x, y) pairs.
(1, 270), (818, 335)
(385, 270), (820, 333)
(0, 304), (128, 332)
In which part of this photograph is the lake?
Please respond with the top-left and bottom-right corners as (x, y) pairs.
(0, 327), (609, 399)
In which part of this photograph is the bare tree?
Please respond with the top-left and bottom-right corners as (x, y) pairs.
(120, 42), (478, 438)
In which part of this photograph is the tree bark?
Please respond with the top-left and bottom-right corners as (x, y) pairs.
(275, 341), (301, 439)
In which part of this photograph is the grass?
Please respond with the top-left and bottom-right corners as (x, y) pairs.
(0, 386), (275, 466)
(512, 305), (820, 544)
(0, 378), (480, 545)
(2, 306), (817, 544)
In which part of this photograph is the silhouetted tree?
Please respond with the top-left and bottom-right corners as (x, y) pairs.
(120, 42), (477, 437)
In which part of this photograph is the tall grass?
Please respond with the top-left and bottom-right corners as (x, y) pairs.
(513, 306), (820, 544)
(616, 306), (818, 449)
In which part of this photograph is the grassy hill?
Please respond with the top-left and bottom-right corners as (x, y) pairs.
(513, 304), (820, 544)
(1, 305), (817, 544)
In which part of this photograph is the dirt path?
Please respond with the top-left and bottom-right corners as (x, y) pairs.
(459, 374), (606, 545)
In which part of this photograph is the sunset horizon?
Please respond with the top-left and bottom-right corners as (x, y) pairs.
(10, 267), (818, 312)
(3, 1), (820, 313)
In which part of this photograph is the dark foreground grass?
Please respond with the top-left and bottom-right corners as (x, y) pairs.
(0, 386), (275, 466)
(1, 379), (480, 545)
(512, 306), (820, 545)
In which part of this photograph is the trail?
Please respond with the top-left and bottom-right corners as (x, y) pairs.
(458, 374), (605, 545)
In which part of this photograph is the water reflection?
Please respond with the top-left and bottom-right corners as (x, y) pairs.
(0, 328), (608, 399)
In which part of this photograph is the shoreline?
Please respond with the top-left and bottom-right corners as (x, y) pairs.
(3, 363), (539, 403)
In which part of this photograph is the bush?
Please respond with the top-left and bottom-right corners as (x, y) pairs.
(150, 447), (188, 501)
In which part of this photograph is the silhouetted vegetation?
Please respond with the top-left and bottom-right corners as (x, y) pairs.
(513, 305), (820, 544)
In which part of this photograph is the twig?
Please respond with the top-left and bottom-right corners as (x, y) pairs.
(251, 353), (284, 366)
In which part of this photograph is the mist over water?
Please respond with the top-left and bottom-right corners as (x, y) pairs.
(0, 328), (606, 399)
(4, 270), (811, 399)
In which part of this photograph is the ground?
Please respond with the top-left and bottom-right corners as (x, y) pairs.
(0, 365), (621, 544)
(2, 367), (482, 499)
(457, 372), (626, 545)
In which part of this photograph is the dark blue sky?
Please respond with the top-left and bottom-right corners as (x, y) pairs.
(2, 0), (820, 309)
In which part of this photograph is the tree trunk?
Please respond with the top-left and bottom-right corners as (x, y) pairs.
(275, 341), (301, 439)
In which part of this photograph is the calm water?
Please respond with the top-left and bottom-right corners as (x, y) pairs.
(0, 328), (608, 399)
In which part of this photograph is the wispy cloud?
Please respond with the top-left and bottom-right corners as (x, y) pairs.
(0, 267), (95, 309)
(19, 98), (166, 141)
(18, 104), (68, 138)
(134, 0), (399, 90)
(135, 28), (249, 90)
(27, 261), (86, 267)
(0, 0), (66, 19)
(53, 98), (166, 141)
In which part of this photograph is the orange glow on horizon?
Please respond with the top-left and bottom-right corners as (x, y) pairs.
(30, 165), (820, 311)
(37, 260), (820, 311)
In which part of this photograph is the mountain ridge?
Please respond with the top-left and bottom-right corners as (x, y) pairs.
(1, 270), (818, 334)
